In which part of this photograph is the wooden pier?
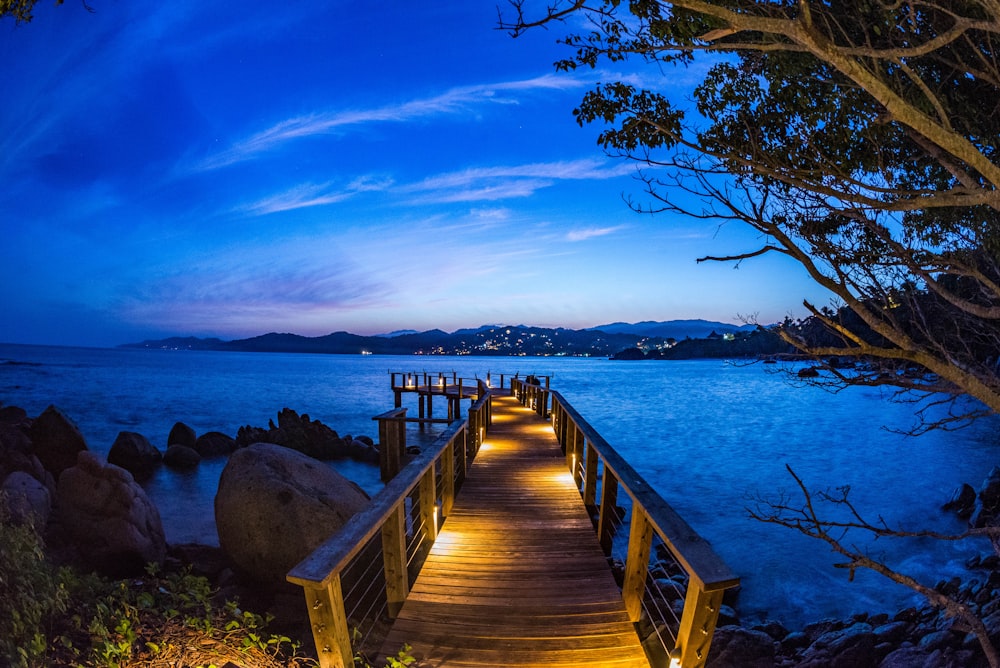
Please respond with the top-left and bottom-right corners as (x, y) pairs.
(377, 392), (648, 667)
(288, 374), (738, 668)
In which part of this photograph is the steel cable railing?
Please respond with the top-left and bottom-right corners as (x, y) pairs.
(514, 378), (740, 668)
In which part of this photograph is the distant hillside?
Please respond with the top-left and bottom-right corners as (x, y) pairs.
(121, 324), (665, 357)
(121, 320), (778, 357)
(590, 319), (757, 340)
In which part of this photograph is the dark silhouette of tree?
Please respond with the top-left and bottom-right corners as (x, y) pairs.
(503, 3), (1000, 662)
(501, 0), (1000, 432)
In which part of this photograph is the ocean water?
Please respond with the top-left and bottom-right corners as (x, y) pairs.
(1, 343), (997, 629)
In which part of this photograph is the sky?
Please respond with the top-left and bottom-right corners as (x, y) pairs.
(0, 1), (830, 348)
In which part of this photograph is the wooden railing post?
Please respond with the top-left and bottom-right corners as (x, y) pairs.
(675, 582), (725, 668)
(376, 409), (407, 482)
(597, 470), (619, 555)
(302, 579), (353, 668)
(583, 442), (598, 510)
(456, 423), (468, 480)
(442, 440), (455, 517)
(419, 463), (438, 543)
(382, 504), (409, 618)
(622, 505), (653, 622)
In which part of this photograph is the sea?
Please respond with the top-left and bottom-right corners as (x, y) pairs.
(1, 342), (997, 630)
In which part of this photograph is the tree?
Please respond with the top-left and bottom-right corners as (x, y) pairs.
(502, 1), (1000, 663)
(501, 0), (1000, 431)
(1, 0), (54, 22)
(0, 0), (94, 23)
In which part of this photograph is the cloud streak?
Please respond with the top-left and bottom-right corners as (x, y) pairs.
(566, 225), (628, 241)
(196, 74), (584, 171)
(400, 159), (634, 204)
(239, 176), (394, 215)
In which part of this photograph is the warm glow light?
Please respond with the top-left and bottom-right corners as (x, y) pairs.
(670, 659), (682, 668)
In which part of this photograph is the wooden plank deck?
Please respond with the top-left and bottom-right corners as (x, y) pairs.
(378, 393), (650, 667)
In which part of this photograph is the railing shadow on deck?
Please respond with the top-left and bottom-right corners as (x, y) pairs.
(512, 378), (741, 668)
(286, 391), (492, 668)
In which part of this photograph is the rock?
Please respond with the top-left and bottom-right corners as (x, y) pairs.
(879, 647), (979, 667)
(195, 431), (236, 457)
(1, 471), (51, 527)
(0, 404), (29, 424)
(0, 422), (31, 454)
(235, 410), (379, 463)
(811, 622), (877, 667)
(167, 421), (197, 449)
(28, 405), (88, 479)
(751, 620), (788, 641)
(163, 444), (201, 469)
(107, 431), (162, 475)
(705, 625), (775, 667)
(873, 621), (911, 644)
(56, 451), (166, 575)
(943, 483), (977, 518)
(214, 443), (369, 584)
(980, 467), (1000, 515)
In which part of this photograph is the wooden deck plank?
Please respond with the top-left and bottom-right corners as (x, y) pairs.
(377, 393), (649, 668)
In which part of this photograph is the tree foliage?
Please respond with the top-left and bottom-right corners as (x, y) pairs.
(0, 0), (58, 23)
(502, 0), (1000, 429)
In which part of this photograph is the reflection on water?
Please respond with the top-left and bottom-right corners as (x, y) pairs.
(2, 344), (998, 628)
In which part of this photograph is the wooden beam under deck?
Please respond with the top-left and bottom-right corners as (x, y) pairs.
(378, 393), (649, 667)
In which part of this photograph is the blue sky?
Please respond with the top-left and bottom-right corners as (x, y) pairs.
(0, 1), (828, 347)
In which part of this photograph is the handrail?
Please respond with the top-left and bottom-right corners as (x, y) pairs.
(511, 378), (740, 668)
(288, 392), (492, 668)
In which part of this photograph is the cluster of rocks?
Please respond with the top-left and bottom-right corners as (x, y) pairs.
(0, 404), (166, 575)
(236, 407), (378, 463)
(0, 402), (379, 586)
(702, 467), (1000, 667)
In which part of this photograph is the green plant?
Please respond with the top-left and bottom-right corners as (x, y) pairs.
(0, 508), (71, 667)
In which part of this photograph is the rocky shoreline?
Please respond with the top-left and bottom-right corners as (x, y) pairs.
(2, 401), (1000, 666)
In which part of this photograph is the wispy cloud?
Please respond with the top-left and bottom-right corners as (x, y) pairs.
(401, 159), (633, 204)
(566, 225), (627, 241)
(239, 175), (394, 215)
(196, 74), (583, 171)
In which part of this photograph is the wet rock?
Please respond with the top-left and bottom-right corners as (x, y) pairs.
(163, 444), (201, 469)
(28, 405), (88, 479)
(0, 404), (28, 424)
(108, 431), (162, 476)
(167, 421), (197, 449)
(706, 625), (775, 667)
(195, 431), (236, 457)
(943, 483), (977, 518)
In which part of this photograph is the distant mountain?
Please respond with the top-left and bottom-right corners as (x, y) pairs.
(374, 329), (418, 338)
(121, 321), (775, 357)
(590, 319), (757, 340)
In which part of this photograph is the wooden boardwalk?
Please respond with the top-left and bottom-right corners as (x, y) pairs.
(378, 393), (650, 667)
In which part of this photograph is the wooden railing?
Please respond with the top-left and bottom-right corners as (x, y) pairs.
(287, 392), (492, 668)
(512, 379), (740, 668)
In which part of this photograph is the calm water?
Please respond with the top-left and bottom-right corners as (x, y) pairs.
(1, 343), (997, 629)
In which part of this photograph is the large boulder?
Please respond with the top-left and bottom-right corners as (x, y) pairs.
(28, 405), (88, 479)
(167, 421), (197, 449)
(1, 471), (51, 527)
(56, 451), (166, 575)
(107, 431), (162, 476)
(195, 431), (236, 457)
(163, 444), (201, 469)
(215, 443), (370, 583)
